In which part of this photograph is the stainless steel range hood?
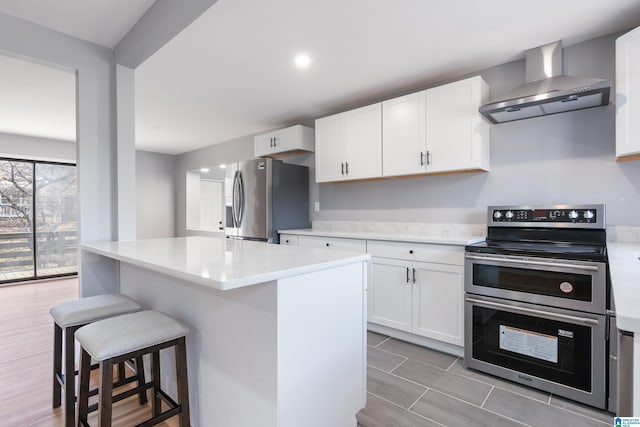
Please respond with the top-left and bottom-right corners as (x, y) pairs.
(479, 41), (611, 124)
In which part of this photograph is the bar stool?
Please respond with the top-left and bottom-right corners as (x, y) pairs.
(50, 294), (145, 427)
(76, 310), (191, 427)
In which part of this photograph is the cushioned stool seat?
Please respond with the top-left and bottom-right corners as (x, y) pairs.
(50, 294), (144, 427)
(76, 310), (191, 427)
(50, 294), (141, 328)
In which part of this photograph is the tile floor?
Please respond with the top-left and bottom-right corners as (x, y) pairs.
(356, 331), (615, 427)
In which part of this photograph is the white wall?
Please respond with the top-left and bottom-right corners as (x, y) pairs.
(136, 150), (176, 238)
(0, 132), (75, 162)
(0, 13), (119, 295)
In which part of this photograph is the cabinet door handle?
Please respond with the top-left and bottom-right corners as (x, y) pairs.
(341, 163), (345, 175)
(426, 150), (431, 165)
(406, 267), (410, 283)
(270, 137), (274, 147)
(412, 268), (416, 283)
(420, 151), (425, 166)
(345, 162), (349, 175)
(273, 137), (277, 147)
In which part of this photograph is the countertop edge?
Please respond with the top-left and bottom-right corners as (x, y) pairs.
(279, 228), (484, 246)
(81, 242), (370, 291)
(606, 242), (640, 333)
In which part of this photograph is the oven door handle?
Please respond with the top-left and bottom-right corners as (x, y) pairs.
(465, 297), (600, 326)
(465, 254), (600, 272)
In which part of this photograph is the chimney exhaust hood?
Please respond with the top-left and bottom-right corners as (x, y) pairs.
(479, 41), (611, 124)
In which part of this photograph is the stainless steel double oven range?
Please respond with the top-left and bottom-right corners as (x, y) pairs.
(464, 204), (611, 410)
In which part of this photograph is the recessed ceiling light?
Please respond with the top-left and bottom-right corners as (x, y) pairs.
(200, 168), (210, 172)
(294, 53), (311, 69)
(219, 164), (226, 169)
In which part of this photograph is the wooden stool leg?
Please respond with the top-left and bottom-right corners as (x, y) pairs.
(99, 359), (114, 427)
(77, 348), (91, 426)
(135, 356), (148, 405)
(63, 326), (76, 427)
(175, 337), (191, 427)
(117, 362), (126, 382)
(151, 351), (161, 417)
(53, 323), (62, 408)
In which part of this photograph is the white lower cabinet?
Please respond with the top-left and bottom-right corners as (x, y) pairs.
(280, 233), (464, 348)
(368, 241), (464, 347)
(279, 234), (298, 245)
(369, 258), (413, 331)
(411, 261), (463, 346)
(297, 235), (367, 252)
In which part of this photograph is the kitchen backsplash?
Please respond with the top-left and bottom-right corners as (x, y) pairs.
(311, 220), (486, 238)
(606, 226), (640, 242)
(310, 222), (640, 242)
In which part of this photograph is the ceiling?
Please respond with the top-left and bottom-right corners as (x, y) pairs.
(0, 0), (156, 48)
(2, 0), (640, 154)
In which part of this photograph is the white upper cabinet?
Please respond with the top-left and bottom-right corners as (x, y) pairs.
(315, 103), (382, 183)
(382, 91), (427, 177)
(317, 75), (490, 181)
(425, 76), (490, 173)
(254, 125), (315, 158)
(382, 76), (489, 177)
(315, 112), (347, 182)
(616, 25), (640, 160)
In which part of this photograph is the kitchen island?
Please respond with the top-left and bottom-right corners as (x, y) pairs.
(80, 236), (370, 427)
(607, 242), (640, 416)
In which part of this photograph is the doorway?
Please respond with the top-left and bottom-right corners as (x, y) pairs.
(0, 52), (77, 284)
(0, 158), (77, 283)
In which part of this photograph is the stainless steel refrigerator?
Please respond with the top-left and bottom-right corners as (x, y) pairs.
(225, 158), (309, 243)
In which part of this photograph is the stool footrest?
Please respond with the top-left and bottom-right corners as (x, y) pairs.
(113, 381), (154, 405)
(156, 388), (179, 410)
(136, 405), (182, 427)
(112, 373), (142, 389)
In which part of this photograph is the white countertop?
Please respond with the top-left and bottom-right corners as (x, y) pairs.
(607, 242), (640, 333)
(279, 228), (485, 246)
(81, 236), (370, 291)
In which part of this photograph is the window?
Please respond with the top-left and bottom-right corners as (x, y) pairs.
(0, 158), (77, 283)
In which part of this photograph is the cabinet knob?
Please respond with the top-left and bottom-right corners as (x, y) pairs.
(326, 243), (330, 247)
(285, 240), (289, 243)
(409, 250), (414, 254)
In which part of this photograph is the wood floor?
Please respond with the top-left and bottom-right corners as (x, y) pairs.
(0, 278), (178, 427)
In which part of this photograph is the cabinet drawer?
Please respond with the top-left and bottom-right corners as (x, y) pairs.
(298, 235), (367, 253)
(279, 234), (298, 245)
(367, 240), (463, 265)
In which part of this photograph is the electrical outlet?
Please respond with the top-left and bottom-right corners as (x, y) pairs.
(314, 202), (320, 212)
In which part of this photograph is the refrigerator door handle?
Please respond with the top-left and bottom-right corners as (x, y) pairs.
(232, 171), (240, 227)
(237, 172), (245, 226)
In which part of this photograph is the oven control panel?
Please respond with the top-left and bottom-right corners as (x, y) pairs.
(488, 205), (605, 228)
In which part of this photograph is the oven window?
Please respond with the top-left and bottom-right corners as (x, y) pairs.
(472, 264), (592, 302)
(471, 305), (592, 392)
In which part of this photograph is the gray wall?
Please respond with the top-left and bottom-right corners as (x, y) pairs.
(312, 33), (640, 227)
(174, 134), (254, 236)
(0, 132), (75, 162)
(136, 150), (176, 238)
(167, 32), (640, 234)
(1, 13), (120, 295)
